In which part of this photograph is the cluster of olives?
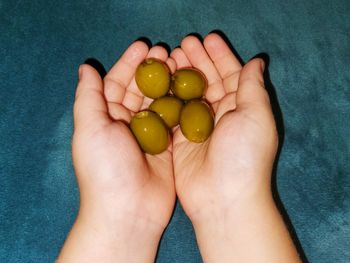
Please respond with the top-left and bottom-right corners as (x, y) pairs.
(130, 58), (214, 155)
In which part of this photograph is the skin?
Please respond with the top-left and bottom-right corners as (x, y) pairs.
(58, 33), (301, 263)
(170, 34), (302, 263)
(57, 43), (177, 263)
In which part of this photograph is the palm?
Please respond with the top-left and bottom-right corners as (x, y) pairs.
(170, 34), (278, 219)
(73, 42), (177, 228)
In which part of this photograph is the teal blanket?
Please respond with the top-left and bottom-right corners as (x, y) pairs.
(1, 0), (349, 262)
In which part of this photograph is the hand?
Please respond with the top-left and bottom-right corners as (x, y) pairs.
(58, 42), (177, 262)
(170, 34), (300, 263)
(171, 33), (278, 222)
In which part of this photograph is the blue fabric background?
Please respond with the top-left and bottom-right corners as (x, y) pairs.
(1, 0), (349, 262)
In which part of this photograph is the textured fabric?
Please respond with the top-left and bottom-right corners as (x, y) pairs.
(1, 0), (349, 262)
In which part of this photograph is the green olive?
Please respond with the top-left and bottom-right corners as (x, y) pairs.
(135, 58), (170, 99)
(149, 96), (183, 128)
(180, 100), (214, 143)
(171, 68), (207, 100)
(130, 110), (169, 154)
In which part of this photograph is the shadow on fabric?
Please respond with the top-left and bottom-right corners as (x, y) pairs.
(84, 58), (107, 79)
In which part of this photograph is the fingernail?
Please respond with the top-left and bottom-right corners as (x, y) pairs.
(78, 65), (83, 80)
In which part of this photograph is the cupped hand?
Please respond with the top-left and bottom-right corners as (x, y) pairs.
(72, 42), (177, 231)
(170, 33), (279, 222)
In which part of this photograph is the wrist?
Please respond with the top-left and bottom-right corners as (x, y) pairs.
(78, 202), (166, 238)
(189, 186), (274, 228)
(78, 212), (163, 243)
(58, 206), (164, 263)
(190, 192), (300, 263)
(192, 191), (274, 229)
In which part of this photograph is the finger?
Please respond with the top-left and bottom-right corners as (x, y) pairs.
(210, 101), (220, 113)
(74, 64), (110, 130)
(147, 45), (168, 60)
(203, 33), (242, 79)
(166, 57), (176, 74)
(236, 58), (270, 109)
(214, 92), (237, 124)
(181, 35), (225, 103)
(170, 48), (191, 68)
(222, 73), (240, 94)
(122, 90), (144, 113)
(107, 102), (132, 123)
(104, 41), (149, 104)
(204, 33), (241, 94)
(140, 96), (154, 110)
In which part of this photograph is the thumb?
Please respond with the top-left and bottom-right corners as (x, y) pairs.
(236, 58), (270, 110)
(73, 64), (110, 131)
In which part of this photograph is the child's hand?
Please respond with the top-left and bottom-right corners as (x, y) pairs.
(171, 33), (278, 223)
(58, 42), (176, 262)
(171, 34), (300, 262)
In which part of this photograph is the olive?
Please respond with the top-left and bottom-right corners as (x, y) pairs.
(171, 68), (207, 100)
(180, 100), (214, 143)
(149, 96), (183, 128)
(130, 110), (169, 154)
(135, 58), (170, 99)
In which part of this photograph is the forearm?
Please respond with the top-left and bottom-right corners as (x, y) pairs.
(57, 209), (163, 263)
(192, 193), (301, 263)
